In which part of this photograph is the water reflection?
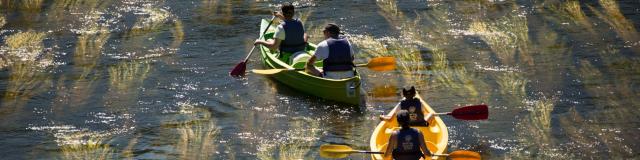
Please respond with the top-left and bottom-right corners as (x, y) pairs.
(59, 131), (115, 160)
(170, 103), (219, 159)
(121, 5), (184, 59)
(198, 0), (234, 25)
(512, 96), (558, 159)
(496, 72), (526, 98)
(468, 13), (532, 66)
(0, 14), (5, 28)
(257, 118), (320, 160)
(1, 0), (638, 159)
(2, 0), (44, 13)
(52, 13), (111, 113)
(0, 31), (54, 112)
(108, 60), (150, 94)
(545, 0), (596, 35)
(368, 0), (483, 98)
(589, 0), (640, 54)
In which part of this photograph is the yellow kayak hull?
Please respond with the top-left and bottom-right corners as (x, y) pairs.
(369, 92), (449, 160)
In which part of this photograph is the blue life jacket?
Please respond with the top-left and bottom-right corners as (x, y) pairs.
(280, 19), (306, 53)
(323, 37), (354, 72)
(392, 128), (424, 160)
(400, 98), (427, 126)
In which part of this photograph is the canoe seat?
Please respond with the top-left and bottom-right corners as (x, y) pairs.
(291, 53), (323, 69)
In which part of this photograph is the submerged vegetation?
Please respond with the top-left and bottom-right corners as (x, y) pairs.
(123, 6), (184, 59)
(170, 103), (219, 159)
(0, 31), (54, 111)
(257, 119), (320, 160)
(0, 0), (638, 159)
(354, 0), (638, 158)
(0, 15), (5, 28)
(58, 131), (115, 160)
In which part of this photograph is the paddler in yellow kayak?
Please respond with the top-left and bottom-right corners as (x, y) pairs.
(305, 23), (356, 79)
(384, 110), (433, 160)
(380, 86), (435, 126)
(254, 2), (308, 63)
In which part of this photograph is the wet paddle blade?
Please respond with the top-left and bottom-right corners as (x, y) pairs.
(229, 61), (246, 77)
(319, 144), (353, 159)
(449, 150), (481, 160)
(366, 57), (396, 71)
(450, 105), (489, 120)
(320, 151), (350, 159)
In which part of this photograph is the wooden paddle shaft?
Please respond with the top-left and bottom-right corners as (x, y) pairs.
(359, 151), (448, 156)
(243, 16), (276, 62)
(434, 112), (451, 115)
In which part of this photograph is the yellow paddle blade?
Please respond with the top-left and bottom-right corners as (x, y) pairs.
(319, 144), (354, 159)
(365, 57), (396, 71)
(251, 69), (288, 75)
(449, 150), (481, 160)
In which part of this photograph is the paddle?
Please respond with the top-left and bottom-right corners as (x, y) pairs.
(251, 57), (396, 75)
(381, 104), (488, 121)
(319, 144), (481, 159)
(434, 105), (488, 120)
(229, 16), (276, 77)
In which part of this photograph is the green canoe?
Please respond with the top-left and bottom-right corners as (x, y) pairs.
(256, 19), (362, 105)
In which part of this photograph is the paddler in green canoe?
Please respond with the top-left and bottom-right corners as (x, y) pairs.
(305, 23), (357, 79)
(254, 2), (308, 64)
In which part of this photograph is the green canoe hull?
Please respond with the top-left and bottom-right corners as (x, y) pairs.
(257, 19), (362, 105)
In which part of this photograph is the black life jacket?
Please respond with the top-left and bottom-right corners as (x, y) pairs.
(392, 128), (423, 160)
(400, 98), (427, 126)
(322, 37), (354, 72)
(279, 19), (306, 53)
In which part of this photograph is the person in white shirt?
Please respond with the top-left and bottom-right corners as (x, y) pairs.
(305, 23), (355, 79)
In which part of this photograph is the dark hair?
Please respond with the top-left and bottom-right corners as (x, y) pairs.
(281, 2), (295, 17)
(397, 110), (411, 128)
(323, 23), (341, 36)
(402, 86), (416, 99)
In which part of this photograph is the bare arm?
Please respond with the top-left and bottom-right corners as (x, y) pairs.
(420, 104), (435, 125)
(305, 55), (322, 76)
(417, 131), (432, 158)
(383, 132), (398, 160)
(254, 38), (282, 51)
(274, 11), (285, 20)
(380, 102), (401, 121)
(423, 112), (435, 126)
(303, 33), (308, 43)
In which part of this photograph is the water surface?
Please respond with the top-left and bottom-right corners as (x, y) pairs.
(0, 0), (639, 159)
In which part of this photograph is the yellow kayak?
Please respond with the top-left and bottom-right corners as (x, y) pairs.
(369, 92), (449, 160)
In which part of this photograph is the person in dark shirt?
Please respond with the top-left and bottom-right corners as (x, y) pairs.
(383, 110), (432, 160)
(380, 86), (434, 126)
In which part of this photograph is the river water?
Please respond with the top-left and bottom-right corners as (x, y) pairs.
(0, 0), (639, 159)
